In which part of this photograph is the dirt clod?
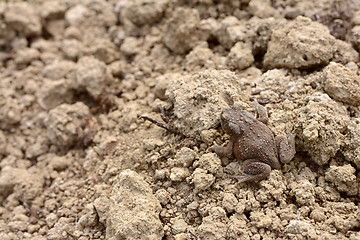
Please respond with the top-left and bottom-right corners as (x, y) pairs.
(1, 1), (360, 239)
(107, 169), (163, 240)
(264, 16), (336, 69)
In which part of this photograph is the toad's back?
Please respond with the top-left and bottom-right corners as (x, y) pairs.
(233, 120), (281, 169)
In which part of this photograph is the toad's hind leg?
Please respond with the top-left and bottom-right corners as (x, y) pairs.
(275, 133), (296, 164)
(234, 159), (271, 183)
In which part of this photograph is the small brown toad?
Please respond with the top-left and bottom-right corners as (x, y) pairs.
(210, 100), (296, 183)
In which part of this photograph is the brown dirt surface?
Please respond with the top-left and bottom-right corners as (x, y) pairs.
(1, 0), (360, 239)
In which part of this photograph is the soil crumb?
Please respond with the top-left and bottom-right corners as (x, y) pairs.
(0, 0), (360, 239)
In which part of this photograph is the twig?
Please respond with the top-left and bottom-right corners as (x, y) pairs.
(139, 115), (179, 134)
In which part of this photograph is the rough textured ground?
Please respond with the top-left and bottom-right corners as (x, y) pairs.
(1, 0), (360, 239)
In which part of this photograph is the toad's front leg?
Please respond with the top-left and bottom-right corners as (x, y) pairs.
(209, 136), (235, 159)
(253, 99), (268, 124)
(235, 159), (272, 183)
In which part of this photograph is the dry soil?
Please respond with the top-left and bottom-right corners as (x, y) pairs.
(1, 0), (360, 240)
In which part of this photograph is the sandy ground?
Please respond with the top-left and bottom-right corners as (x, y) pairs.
(1, 0), (360, 239)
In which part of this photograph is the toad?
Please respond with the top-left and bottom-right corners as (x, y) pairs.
(209, 100), (296, 183)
